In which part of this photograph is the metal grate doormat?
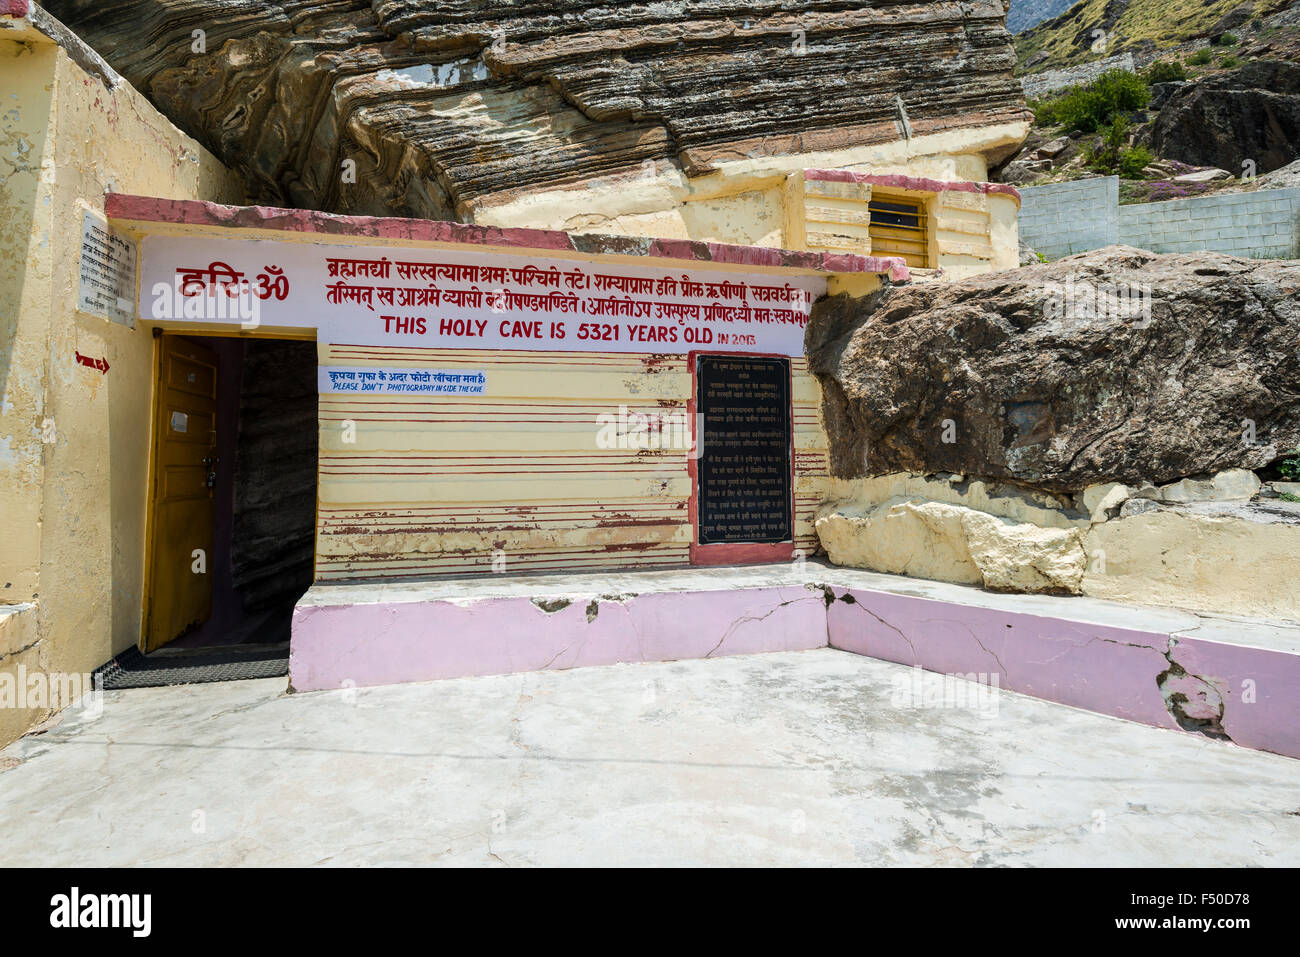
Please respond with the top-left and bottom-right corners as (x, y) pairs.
(94, 644), (289, 690)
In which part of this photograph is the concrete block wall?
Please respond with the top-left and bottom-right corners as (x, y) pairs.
(1019, 179), (1300, 261)
(1118, 188), (1300, 260)
(1017, 176), (1118, 260)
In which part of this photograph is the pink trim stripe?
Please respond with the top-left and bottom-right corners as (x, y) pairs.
(106, 194), (910, 281)
(804, 168), (1022, 204)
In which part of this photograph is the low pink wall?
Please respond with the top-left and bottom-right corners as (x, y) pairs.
(826, 586), (1300, 759)
(290, 585), (827, 691)
(1169, 636), (1300, 761)
(826, 588), (1177, 729)
(290, 581), (1300, 760)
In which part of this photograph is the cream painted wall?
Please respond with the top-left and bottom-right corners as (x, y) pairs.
(467, 121), (1029, 275)
(109, 208), (843, 582)
(0, 40), (55, 611)
(0, 23), (243, 745)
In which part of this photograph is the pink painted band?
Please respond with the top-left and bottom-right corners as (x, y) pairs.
(804, 168), (1022, 205)
(106, 194), (910, 281)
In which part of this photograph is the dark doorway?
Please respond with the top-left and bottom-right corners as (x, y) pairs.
(167, 336), (318, 649)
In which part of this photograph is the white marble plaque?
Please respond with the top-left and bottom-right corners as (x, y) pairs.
(78, 209), (138, 327)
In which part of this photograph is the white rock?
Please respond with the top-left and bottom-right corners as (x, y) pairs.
(1172, 168), (1234, 183)
(1036, 137), (1070, 159)
(961, 512), (1087, 593)
(816, 499), (1086, 594)
(1131, 483), (1162, 501)
(1119, 498), (1162, 518)
(1253, 159), (1300, 190)
(815, 500), (982, 586)
(1159, 468), (1260, 503)
(1270, 481), (1300, 497)
(1080, 482), (1131, 522)
(821, 472), (1085, 530)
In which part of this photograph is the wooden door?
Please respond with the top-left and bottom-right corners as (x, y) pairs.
(144, 336), (218, 651)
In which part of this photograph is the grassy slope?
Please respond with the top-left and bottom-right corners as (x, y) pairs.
(1015, 0), (1273, 70)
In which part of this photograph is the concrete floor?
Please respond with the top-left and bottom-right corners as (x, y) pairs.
(2, 648), (1299, 866)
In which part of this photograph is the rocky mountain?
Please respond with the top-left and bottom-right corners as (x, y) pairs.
(996, 10), (1300, 204)
(40, 0), (1027, 222)
(1015, 0), (1294, 71)
(1149, 59), (1300, 175)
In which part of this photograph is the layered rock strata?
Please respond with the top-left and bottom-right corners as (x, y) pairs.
(42, 0), (1029, 219)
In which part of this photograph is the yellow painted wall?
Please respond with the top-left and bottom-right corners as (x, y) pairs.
(315, 345), (826, 578)
(476, 153), (1024, 279)
(779, 169), (1022, 278)
(0, 21), (243, 745)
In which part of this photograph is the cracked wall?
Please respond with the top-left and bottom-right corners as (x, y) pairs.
(290, 568), (1300, 759)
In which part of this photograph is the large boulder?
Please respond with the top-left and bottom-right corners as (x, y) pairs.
(1147, 60), (1300, 176)
(1207, 3), (1254, 43)
(806, 246), (1300, 493)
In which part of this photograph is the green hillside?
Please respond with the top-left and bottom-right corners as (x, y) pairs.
(1015, 0), (1283, 71)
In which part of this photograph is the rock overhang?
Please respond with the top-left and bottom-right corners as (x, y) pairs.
(43, 0), (1031, 218)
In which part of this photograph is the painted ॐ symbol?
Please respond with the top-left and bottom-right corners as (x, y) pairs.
(255, 266), (290, 301)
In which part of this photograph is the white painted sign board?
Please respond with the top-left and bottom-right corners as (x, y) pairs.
(79, 210), (138, 327)
(319, 366), (486, 395)
(138, 234), (825, 356)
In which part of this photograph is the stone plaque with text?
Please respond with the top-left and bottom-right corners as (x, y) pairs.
(78, 209), (137, 327)
(696, 355), (792, 545)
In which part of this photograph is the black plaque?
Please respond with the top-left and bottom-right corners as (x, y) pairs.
(696, 356), (792, 545)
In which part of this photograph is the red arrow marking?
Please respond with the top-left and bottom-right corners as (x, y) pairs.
(75, 351), (109, 374)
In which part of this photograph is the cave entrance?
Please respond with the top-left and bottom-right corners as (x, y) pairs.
(143, 333), (318, 653)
